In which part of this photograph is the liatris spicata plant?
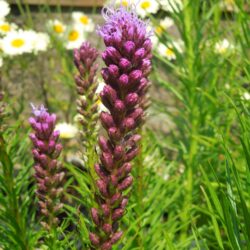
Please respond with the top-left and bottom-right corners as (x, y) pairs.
(74, 42), (99, 178)
(89, 6), (152, 249)
(74, 41), (99, 142)
(29, 104), (64, 230)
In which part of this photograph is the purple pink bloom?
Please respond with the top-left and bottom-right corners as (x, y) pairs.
(89, 5), (152, 249)
(29, 104), (64, 230)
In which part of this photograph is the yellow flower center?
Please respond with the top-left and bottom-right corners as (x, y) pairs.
(53, 24), (64, 33)
(155, 25), (163, 35)
(11, 38), (25, 48)
(80, 15), (89, 25)
(0, 24), (10, 32)
(165, 48), (174, 57)
(140, 1), (151, 9)
(218, 47), (227, 54)
(121, 0), (128, 7)
(68, 30), (79, 41)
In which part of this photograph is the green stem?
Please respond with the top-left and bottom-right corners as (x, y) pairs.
(180, 0), (199, 241)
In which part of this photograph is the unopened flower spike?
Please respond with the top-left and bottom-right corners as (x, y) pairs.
(89, 4), (152, 249)
(74, 42), (99, 166)
(29, 104), (65, 230)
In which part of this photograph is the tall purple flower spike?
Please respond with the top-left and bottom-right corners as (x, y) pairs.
(74, 42), (99, 148)
(89, 6), (152, 250)
(29, 104), (64, 230)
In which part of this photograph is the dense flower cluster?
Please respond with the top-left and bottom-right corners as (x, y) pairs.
(74, 42), (99, 147)
(89, 6), (152, 249)
(29, 104), (64, 230)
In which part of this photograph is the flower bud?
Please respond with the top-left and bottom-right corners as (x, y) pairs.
(102, 223), (112, 234)
(53, 143), (63, 158)
(114, 100), (125, 114)
(134, 48), (145, 62)
(101, 242), (112, 250)
(112, 208), (124, 221)
(111, 174), (118, 186)
(99, 136), (112, 153)
(105, 46), (121, 63)
(101, 85), (117, 106)
(101, 204), (110, 217)
(119, 58), (132, 70)
(101, 152), (114, 171)
(118, 176), (133, 191)
(118, 74), (129, 88)
(126, 147), (140, 161)
(108, 127), (122, 141)
(125, 93), (138, 107)
(121, 197), (129, 209)
(89, 232), (100, 246)
(108, 64), (120, 77)
(110, 231), (123, 244)
(96, 179), (109, 197)
(143, 38), (152, 52)
(129, 70), (142, 84)
(91, 208), (100, 226)
(100, 112), (115, 129)
(123, 41), (135, 54)
(117, 162), (132, 178)
(122, 118), (135, 131)
(48, 140), (56, 154)
(113, 145), (124, 160)
(110, 193), (122, 205)
(95, 164), (109, 179)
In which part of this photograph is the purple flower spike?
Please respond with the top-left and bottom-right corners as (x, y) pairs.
(89, 5), (152, 249)
(74, 42), (99, 147)
(29, 104), (64, 230)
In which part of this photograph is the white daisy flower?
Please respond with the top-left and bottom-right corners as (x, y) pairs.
(136, 0), (160, 18)
(154, 17), (174, 36)
(157, 41), (183, 60)
(0, 20), (17, 35)
(72, 12), (95, 32)
(214, 39), (234, 54)
(159, 0), (183, 13)
(158, 43), (176, 60)
(32, 32), (50, 53)
(242, 92), (250, 101)
(65, 25), (86, 50)
(1, 30), (34, 56)
(55, 122), (78, 139)
(0, 1), (10, 20)
(47, 19), (66, 36)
